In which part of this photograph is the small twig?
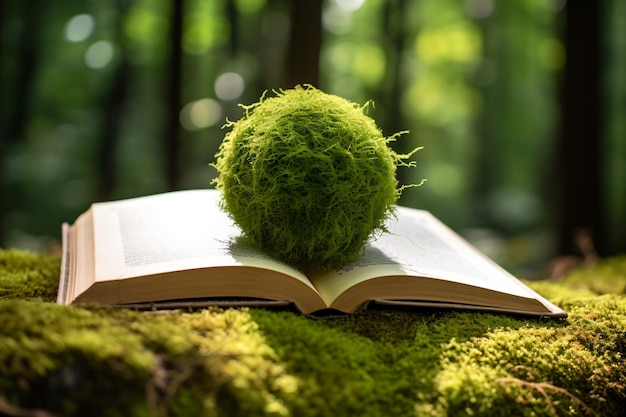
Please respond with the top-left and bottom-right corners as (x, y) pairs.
(145, 353), (237, 416)
(509, 365), (536, 380)
(496, 377), (596, 416)
(574, 228), (599, 265)
(0, 396), (59, 417)
(163, 357), (207, 404)
(548, 228), (600, 278)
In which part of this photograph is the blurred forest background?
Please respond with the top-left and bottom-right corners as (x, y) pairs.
(1, 0), (625, 275)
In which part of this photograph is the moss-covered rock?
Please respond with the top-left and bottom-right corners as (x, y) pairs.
(1, 249), (625, 416)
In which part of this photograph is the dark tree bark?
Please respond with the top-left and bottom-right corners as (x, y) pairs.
(97, 0), (133, 201)
(286, 0), (322, 87)
(380, 0), (411, 193)
(256, 0), (289, 92)
(0, 3), (43, 149)
(0, 1), (46, 244)
(381, 0), (409, 137)
(164, 0), (185, 191)
(555, 1), (603, 256)
(98, 56), (130, 200)
(226, 0), (239, 58)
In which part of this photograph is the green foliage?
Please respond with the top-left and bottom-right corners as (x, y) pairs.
(212, 85), (419, 270)
(1, 250), (626, 416)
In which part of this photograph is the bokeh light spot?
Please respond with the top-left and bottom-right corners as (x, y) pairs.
(180, 98), (222, 130)
(65, 14), (95, 42)
(84, 41), (115, 69)
(464, 0), (494, 19)
(214, 72), (245, 101)
(333, 0), (365, 12)
(322, 4), (352, 35)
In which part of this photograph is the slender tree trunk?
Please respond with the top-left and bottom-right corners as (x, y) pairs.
(0, 1), (45, 244)
(226, 0), (239, 58)
(286, 0), (322, 87)
(381, 0), (409, 136)
(97, 0), (133, 200)
(556, 1), (603, 255)
(257, 0), (289, 92)
(165, 0), (185, 190)
(603, 0), (626, 255)
(98, 57), (130, 200)
(380, 0), (411, 194)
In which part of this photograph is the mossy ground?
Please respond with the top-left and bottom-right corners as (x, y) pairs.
(1, 249), (625, 416)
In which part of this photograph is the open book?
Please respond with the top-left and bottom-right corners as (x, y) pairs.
(57, 189), (566, 318)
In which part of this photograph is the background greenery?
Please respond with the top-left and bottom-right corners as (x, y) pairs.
(1, 0), (625, 274)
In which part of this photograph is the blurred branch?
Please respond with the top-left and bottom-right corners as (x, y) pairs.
(0, 396), (58, 417)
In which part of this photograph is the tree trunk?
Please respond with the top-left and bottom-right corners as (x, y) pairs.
(555, 1), (603, 255)
(98, 56), (130, 200)
(286, 0), (322, 87)
(164, 0), (185, 190)
(381, 0), (409, 136)
(97, 0), (134, 200)
(380, 0), (411, 194)
(0, 1), (45, 244)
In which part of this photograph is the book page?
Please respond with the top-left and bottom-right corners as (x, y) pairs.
(73, 210), (97, 300)
(90, 190), (314, 291)
(310, 207), (537, 307)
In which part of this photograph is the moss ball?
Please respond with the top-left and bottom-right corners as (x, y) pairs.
(212, 85), (419, 270)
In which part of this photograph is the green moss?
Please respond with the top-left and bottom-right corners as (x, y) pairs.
(0, 301), (298, 417)
(558, 256), (626, 295)
(526, 255), (626, 307)
(253, 302), (625, 417)
(0, 302), (155, 416)
(1, 249), (626, 416)
(0, 249), (60, 301)
(212, 85), (420, 270)
(425, 295), (626, 416)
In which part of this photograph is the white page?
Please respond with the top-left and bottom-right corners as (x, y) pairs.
(311, 207), (536, 306)
(91, 189), (314, 290)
